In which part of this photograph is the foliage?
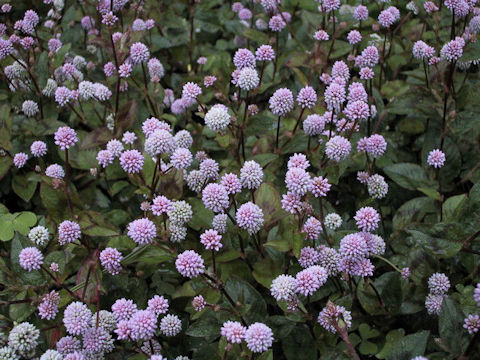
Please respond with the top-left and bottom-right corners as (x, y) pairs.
(0, 0), (479, 359)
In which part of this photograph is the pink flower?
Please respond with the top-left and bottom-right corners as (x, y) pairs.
(192, 295), (206, 311)
(221, 173), (242, 194)
(151, 195), (173, 216)
(127, 218), (156, 245)
(176, 250), (205, 278)
(13, 153), (28, 168)
(129, 310), (157, 341)
(30, 141), (47, 157)
(347, 30), (362, 44)
(119, 150), (144, 173)
(221, 321), (246, 344)
(96, 150), (114, 168)
(112, 298), (137, 322)
(54, 126), (78, 150)
(314, 30), (329, 41)
(255, 45), (275, 61)
(427, 149), (446, 168)
(245, 323), (273, 353)
(19, 247), (43, 271)
(233, 48), (256, 69)
(200, 229), (223, 251)
(182, 82), (202, 100)
(269, 15), (286, 32)
(202, 183), (229, 213)
(269, 88), (294, 116)
(38, 291), (60, 320)
(303, 217), (322, 240)
(147, 295), (169, 316)
(285, 167), (311, 196)
(281, 192), (302, 214)
(58, 220), (81, 245)
(236, 202), (264, 234)
(100, 247), (123, 275)
(297, 86), (317, 109)
(299, 246), (320, 268)
(354, 207), (380, 232)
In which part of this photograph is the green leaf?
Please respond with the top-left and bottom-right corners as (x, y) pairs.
(407, 230), (462, 258)
(185, 312), (220, 339)
(382, 80), (410, 99)
(442, 194), (467, 222)
(396, 118), (425, 134)
(377, 329), (405, 359)
(439, 298), (468, 355)
(12, 174), (38, 202)
(252, 256), (282, 289)
(257, 350), (273, 360)
(244, 28), (269, 43)
(282, 324), (317, 360)
(359, 340), (377, 355)
(0, 156), (12, 181)
(386, 330), (429, 360)
(78, 211), (120, 237)
(392, 197), (437, 231)
(356, 278), (387, 315)
(417, 187), (441, 201)
(15, 212), (37, 227)
(225, 278), (267, 323)
(265, 226), (291, 252)
(384, 163), (434, 191)
(376, 272), (402, 314)
(0, 218), (14, 241)
(255, 183), (283, 229)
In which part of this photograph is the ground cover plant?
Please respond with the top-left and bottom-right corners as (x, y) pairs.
(0, 0), (479, 359)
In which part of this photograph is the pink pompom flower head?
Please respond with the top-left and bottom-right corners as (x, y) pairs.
(54, 126), (78, 150)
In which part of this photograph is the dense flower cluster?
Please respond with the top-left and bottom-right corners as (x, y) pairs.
(1, 0), (479, 359)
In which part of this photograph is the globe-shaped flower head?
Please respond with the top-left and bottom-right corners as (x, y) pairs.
(270, 274), (296, 301)
(233, 48), (255, 69)
(205, 105), (231, 132)
(119, 150), (144, 173)
(245, 323), (274, 353)
(127, 218), (156, 245)
(58, 220), (81, 245)
(325, 136), (351, 162)
(427, 149), (446, 168)
(236, 202), (264, 234)
(175, 250), (205, 278)
(8, 322), (40, 356)
(30, 141), (47, 157)
(255, 45), (275, 61)
(129, 42), (150, 64)
(100, 247), (123, 275)
(129, 310), (157, 341)
(428, 273), (450, 295)
(269, 88), (294, 116)
(221, 321), (246, 344)
(240, 160), (264, 189)
(28, 226), (49, 246)
(19, 247), (43, 271)
(182, 82), (202, 101)
(13, 153), (28, 168)
(202, 183), (229, 213)
(159, 314), (182, 336)
(145, 129), (175, 157)
(354, 207), (380, 232)
(54, 126), (78, 150)
(285, 167), (311, 196)
(200, 229), (223, 251)
(63, 302), (92, 335)
(237, 67), (259, 91)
